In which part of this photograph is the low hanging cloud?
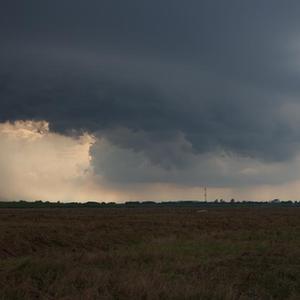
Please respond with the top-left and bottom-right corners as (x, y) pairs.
(90, 128), (300, 188)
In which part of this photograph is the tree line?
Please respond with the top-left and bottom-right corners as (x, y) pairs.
(0, 199), (299, 208)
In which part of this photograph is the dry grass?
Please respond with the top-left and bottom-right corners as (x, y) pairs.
(1, 207), (300, 299)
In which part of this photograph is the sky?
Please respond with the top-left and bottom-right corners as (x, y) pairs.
(1, 1), (300, 201)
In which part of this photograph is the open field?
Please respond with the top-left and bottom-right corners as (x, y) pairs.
(1, 207), (300, 300)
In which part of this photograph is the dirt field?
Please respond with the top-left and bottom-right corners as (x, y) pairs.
(1, 207), (300, 299)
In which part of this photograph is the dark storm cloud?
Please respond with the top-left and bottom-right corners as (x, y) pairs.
(1, 0), (300, 166)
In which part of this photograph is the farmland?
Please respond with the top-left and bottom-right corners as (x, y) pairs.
(1, 207), (300, 299)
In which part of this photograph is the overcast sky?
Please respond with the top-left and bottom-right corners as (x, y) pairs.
(1, 1), (300, 201)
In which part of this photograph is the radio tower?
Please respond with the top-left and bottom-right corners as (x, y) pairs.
(204, 186), (207, 202)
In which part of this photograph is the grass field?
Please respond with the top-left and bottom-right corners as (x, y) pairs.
(1, 207), (300, 299)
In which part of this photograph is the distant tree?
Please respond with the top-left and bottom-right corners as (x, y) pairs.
(271, 199), (280, 203)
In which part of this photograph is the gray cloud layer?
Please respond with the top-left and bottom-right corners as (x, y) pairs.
(2, 0), (300, 182)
